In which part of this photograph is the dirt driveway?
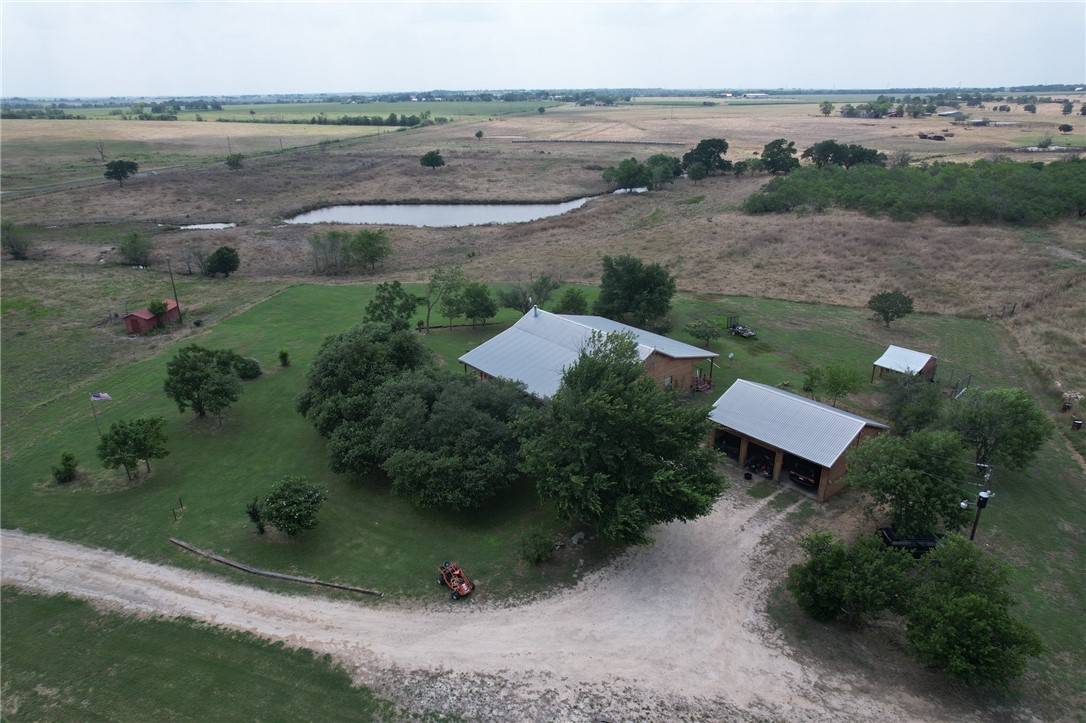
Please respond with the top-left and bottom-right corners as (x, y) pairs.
(2, 491), (961, 722)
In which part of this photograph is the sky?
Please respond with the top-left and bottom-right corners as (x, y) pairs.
(2, 1), (1084, 98)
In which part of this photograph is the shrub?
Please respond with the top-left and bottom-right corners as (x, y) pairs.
(278, 349), (290, 367)
(518, 528), (555, 565)
(205, 245), (240, 277)
(147, 300), (168, 317)
(555, 287), (588, 315)
(118, 231), (153, 265)
(1, 219), (33, 260)
(236, 357), (262, 380)
(246, 497), (265, 534)
(225, 153), (245, 170)
(260, 476), (326, 537)
(52, 451), (78, 484)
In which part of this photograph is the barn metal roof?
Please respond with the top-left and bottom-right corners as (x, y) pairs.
(708, 379), (888, 468)
(873, 345), (934, 375)
(458, 308), (716, 398)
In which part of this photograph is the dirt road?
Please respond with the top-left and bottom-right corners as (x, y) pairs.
(2, 493), (953, 721)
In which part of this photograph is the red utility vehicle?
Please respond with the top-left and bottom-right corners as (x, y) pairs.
(437, 561), (474, 600)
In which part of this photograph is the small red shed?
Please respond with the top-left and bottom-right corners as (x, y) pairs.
(124, 299), (180, 334)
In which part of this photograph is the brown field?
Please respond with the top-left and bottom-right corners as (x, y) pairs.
(2, 98), (1084, 397)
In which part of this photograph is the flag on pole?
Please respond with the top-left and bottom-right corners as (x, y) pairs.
(90, 392), (113, 401)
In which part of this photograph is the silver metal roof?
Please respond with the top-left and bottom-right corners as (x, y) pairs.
(708, 379), (888, 467)
(873, 345), (934, 375)
(458, 308), (716, 398)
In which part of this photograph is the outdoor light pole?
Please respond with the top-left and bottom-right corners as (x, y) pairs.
(969, 490), (994, 541)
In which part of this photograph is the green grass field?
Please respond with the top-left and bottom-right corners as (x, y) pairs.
(2, 282), (1083, 707)
(0, 587), (399, 720)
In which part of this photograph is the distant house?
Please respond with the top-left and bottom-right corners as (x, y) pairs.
(124, 299), (179, 334)
(458, 308), (717, 398)
(708, 380), (888, 502)
(742, 93), (769, 99)
(871, 345), (937, 382)
(937, 110), (965, 118)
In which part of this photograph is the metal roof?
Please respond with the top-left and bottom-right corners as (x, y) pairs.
(708, 379), (887, 468)
(873, 345), (934, 375)
(458, 308), (716, 398)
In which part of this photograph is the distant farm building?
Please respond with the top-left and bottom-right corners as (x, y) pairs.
(937, 110), (965, 118)
(458, 308), (717, 398)
(871, 345), (937, 382)
(708, 380), (888, 502)
(742, 93), (769, 99)
(124, 299), (179, 334)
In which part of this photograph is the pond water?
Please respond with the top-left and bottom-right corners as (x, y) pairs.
(178, 223), (236, 230)
(284, 198), (591, 227)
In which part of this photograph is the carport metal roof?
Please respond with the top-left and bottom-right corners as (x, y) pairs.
(458, 308), (716, 398)
(708, 379), (887, 468)
(873, 345), (934, 375)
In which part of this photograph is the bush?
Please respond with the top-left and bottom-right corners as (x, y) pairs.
(147, 300), (168, 317)
(246, 497), (265, 534)
(52, 451), (78, 484)
(1, 219), (33, 260)
(205, 246), (240, 277)
(518, 528), (555, 565)
(236, 357), (262, 380)
(260, 476), (326, 537)
(278, 349), (290, 367)
(118, 232), (153, 265)
(555, 287), (588, 315)
(225, 153), (245, 170)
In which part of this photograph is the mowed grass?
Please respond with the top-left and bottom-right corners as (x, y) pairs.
(0, 587), (399, 721)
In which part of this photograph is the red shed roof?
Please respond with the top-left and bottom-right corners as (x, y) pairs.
(127, 299), (177, 320)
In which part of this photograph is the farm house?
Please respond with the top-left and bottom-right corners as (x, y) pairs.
(458, 307), (717, 398)
(871, 345), (937, 382)
(123, 299), (180, 334)
(707, 379), (888, 502)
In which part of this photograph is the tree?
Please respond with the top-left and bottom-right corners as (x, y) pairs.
(519, 332), (726, 545)
(760, 139), (800, 174)
(944, 387), (1052, 469)
(1058, 123), (1074, 134)
(420, 265), (465, 333)
(731, 160), (749, 178)
(593, 254), (676, 327)
(147, 300), (168, 318)
(602, 158), (652, 190)
(259, 476), (327, 537)
(295, 322), (433, 437)
(882, 373), (944, 436)
(787, 532), (913, 626)
(104, 160), (139, 186)
(1062, 100), (1073, 115)
(205, 246), (240, 277)
(457, 282), (498, 327)
(820, 364), (865, 407)
(96, 417), (169, 480)
(537, 106), (546, 115)
(645, 154), (682, 187)
(681, 138), (729, 174)
(496, 273), (561, 314)
(52, 451), (78, 484)
(345, 229), (391, 271)
(686, 162), (707, 184)
(867, 289), (914, 328)
(847, 430), (974, 536)
(225, 153), (244, 170)
(474, 130), (483, 140)
(163, 345), (243, 419)
(819, 101), (834, 117)
(683, 317), (724, 348)
(1023, 103), (1037, 114)
(420, 150), (445, 169)
(906, 536), (1044, 687)
(364, 280), (419, 331)
(1, 219), (33, 260)
(555, 287), (588, 315)
(118, 231), (153, 265)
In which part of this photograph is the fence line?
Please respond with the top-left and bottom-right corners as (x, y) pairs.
(169, 537), (382, 597)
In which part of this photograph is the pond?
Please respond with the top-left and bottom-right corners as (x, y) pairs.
(284, 198), (591, 227)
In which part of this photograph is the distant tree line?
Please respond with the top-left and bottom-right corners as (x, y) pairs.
(743, 157), (1086, 224)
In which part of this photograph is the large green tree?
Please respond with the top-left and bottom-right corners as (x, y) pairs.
(363, 280), (419, 331)
(205, 245), (240, 277)
(944, 387), (1051, 469)
(882, 373), (944, 436)
(96, 417), (169, 480)
(259, 476), (327, 537)
(681, 138), (729, 174)
(592, 254), (676, 327)
(602, 158), (652, 190)
(420, 150), (445, 169)
(104, 159), (138, 186)
(519, 332), (725, 545)
(163, 345), (243, 419)
(496, 273), (561, 314)
(847, 430), (974, 536)
(867, 289), (914, 328)
(420, 265), (465, 333)
(760, 139), (800, 174)
(295, 322), (432, 437)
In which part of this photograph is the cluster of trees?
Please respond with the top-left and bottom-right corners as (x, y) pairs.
(743, 157), (1086, 224)
(180, 244), (241, 277)
(163, 345), (263, 424)
(96, 417), (169, 481)
(601, 155), (680, 191)
(593, 255), (676, 330)
(308, 229), (392, 275)
(309, 111), (434, 127)
(788, 532), (1043, 687)
(801, 140), (886, 169)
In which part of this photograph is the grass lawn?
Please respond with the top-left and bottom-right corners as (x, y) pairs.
(0, 586), (400, 721)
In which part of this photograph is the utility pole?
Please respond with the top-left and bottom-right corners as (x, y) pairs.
(166, 257), (183, 325)
(969, 489), (994, 541)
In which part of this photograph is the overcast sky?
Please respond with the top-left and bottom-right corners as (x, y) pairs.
(2, 1), (1084, 98)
